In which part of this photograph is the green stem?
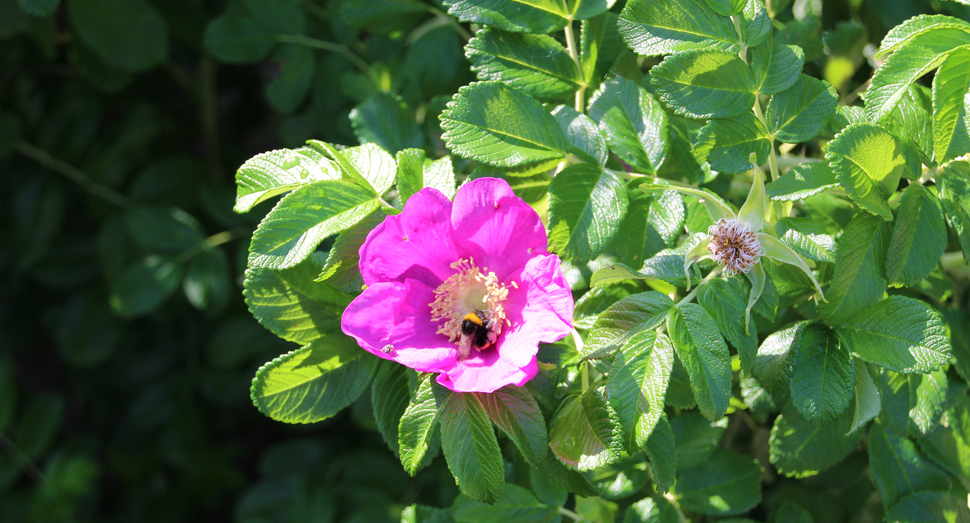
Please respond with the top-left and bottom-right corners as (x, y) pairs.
(558, 507), (582, 521)
(16, 142), (130, 207)
(677, 266), (723, 307)
(175, 228), (247, 264)
(276, 35), (373, 76)
(730, 15), (747, 62)
(562, 19), (586, 113)
(774, 156), (822, 169)
(751, 101), (781, 182)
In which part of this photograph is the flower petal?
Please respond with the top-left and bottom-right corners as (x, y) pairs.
(499, 254), (574, 368)
(359, 188), (459, 288)
(341, 279), (457, 372)
(436, 349), (538, 393)
(450, 177), (549, 280)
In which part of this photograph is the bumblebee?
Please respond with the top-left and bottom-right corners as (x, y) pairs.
(458, 311), (496, 360)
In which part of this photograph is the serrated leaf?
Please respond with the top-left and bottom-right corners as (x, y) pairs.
(315, 209), (385, 293)
(466, 27), (581, 102)
(868, 420), (951, 508)
(776, 217), (836, 263)
(675, 449), (762, 516)
(549, 389), (623, 471)
(704, 0), (744, 16)
(876, 14), (970, 58)
(308, 141), (396, 196)
(836, 296), (951, 374)
(623, 496), (678, 523)
(234, 146), (340, 213)
(789, 323), (854, 426)
(651, 50), (755, 119)
(933, 47), (970, 163)
(766, 75), (837, 143)
(618, 0), (737, 57)
(475, 386), (547, 467)
(751, 40), (805, 95)
(452, 483), (557, 523)
(741, 0), (770, 47)
(584, 291), (673, 356)
(441, 82), (566, 168)
(848, 359), (880, 434)
(887, 183), (947, 286)
(920, 394), (970, 487)
(864, 28), (970, 122)
(250, 335), (379, 423)
(879, 369), (947, 437)
(548, 163), (628, 264)
(440, 392), (505, 503)
(938, 162), (970, 261)
(671, 411), (728, 470)
(583, 453), (651, 501)
(645, 413), (676, 494)
(371, 363), (410, 455)
(753, 323), (800, 395)
(826, 123), (905, 220)
(697, 277), (758, 373)
(694, 112), (770, 174)
(203, 14), (275, 64)
(665, 358), (696, 409)
(818, 212), (890, 326)
(443, 0), (568, 34)
(395, 149), (456, 205)
(666, 304), (732, 421)
(248, 180), (380, 270)
(350, 93), (423, 154)
(612, 190), (685, 269)
(399, 375), (441, 476)
(339, 0), (427, 34)
(605, 330), (674, 450)
(552, 106), (608, 166)
(766, 162), (837, 201)
(588, 76), (668, 174)
(884, 85), (934, 164)
(538, 449), (600, 498)
(886, 491), (970, 523)
(769, 404), (860, 478)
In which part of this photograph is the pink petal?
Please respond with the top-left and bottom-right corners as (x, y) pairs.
(341, 280), (457, 372)
(359, 188), (459, 288)
(498, 254), (574, 368)
(450, 177), (549, 280)
(436, 349), (538, 393)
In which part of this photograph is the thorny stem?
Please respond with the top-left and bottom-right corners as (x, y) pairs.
(563, 19), (586, 113)
(277, 35), (373, 77)
(16, 142), (131, 208)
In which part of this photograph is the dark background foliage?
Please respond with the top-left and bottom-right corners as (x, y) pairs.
(0, 0), (963, 521)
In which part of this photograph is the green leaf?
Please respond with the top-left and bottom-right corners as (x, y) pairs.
(704, 0), (744, 16)
(371, 363), (410, 456)
(666, 304), (732, 421)
(315, 209), (386, 293)
(789, 323), (854, 426)
(933, 47), (970, 163)
(587, 76), (668, 174)
(584, 291), (673, 356)
(243, 0), (304, 35)
(16, 0), (58, 17)
(452, 483), (557, 523)
(818, 212), (890, 326)
(776, 217), (836, 263)
(350, 93), (422, 154)
(183, 245), (231, 313)
(549, 389), (623, 471)
(769, 404), (861, 477)
(266, 44), (314, 114)
(243, 260), (343, 345)
(583, 453), (651, 501)
(753, 323), (800, 395)
(339, 0), (427, 34)
(548, 163), (628, 264)
(250, 335), (378, 423)
(876, 14), (970, 58)
(765, 75), (837, 143)
(395, 149), (456, 205)
(440, 392), (505, 504)
(69, 0), (167, 72)
(766, 162), (837, 201)
(883, 85), (934, 164)
(327, 142), (398, 196)
(835, 296), (951, 374)
(671, 411), (728, 470)
(751, 39), (805, 95)
(645, 414), (676, 493)
(465, 27), (581, 102)
(775, 502), (814, 523)
(203, 13), (275, 64)
(920, 394), (970, 486)
(938, 162), (970, 261)
(675, 449), (762, 516)
(248, 180), (380, 270)
(886, 491), (970, 523)
(623, 496), (680, 523)
(865, 28), (970, 122)
(441, 82), (566, 168)
(604, 330), (674, 450)
(552, 106), (608, 166)
(399, 375), (441, 476)
(109, 256), (183, 317)
(612, 190), (685, 269)
(848, 359), (881, 434)
(826, 123), (906, 220)
(13, 394), (64, 459)
(125, 206), (204, 253)
(234, 145), (341, 213)
(443, 0), (569, 33)
(694, 112), (770, 174)
(538, 449), (600, 498)
(666, 359), (696, 409)
(887, 183), (947, 287)
(475, 386), (547, 467)
(618, 0), (737, 56)
(698, 277), (758, 373)
(651, 50), (756, 119)
(868, 420), (951, 508)
(879, 369), (947, 437)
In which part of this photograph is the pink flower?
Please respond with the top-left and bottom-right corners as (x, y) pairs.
(341, 178), (574, 393)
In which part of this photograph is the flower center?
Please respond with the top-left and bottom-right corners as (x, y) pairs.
(707, 218), (764, 274)
(429, 258), (509, 360)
